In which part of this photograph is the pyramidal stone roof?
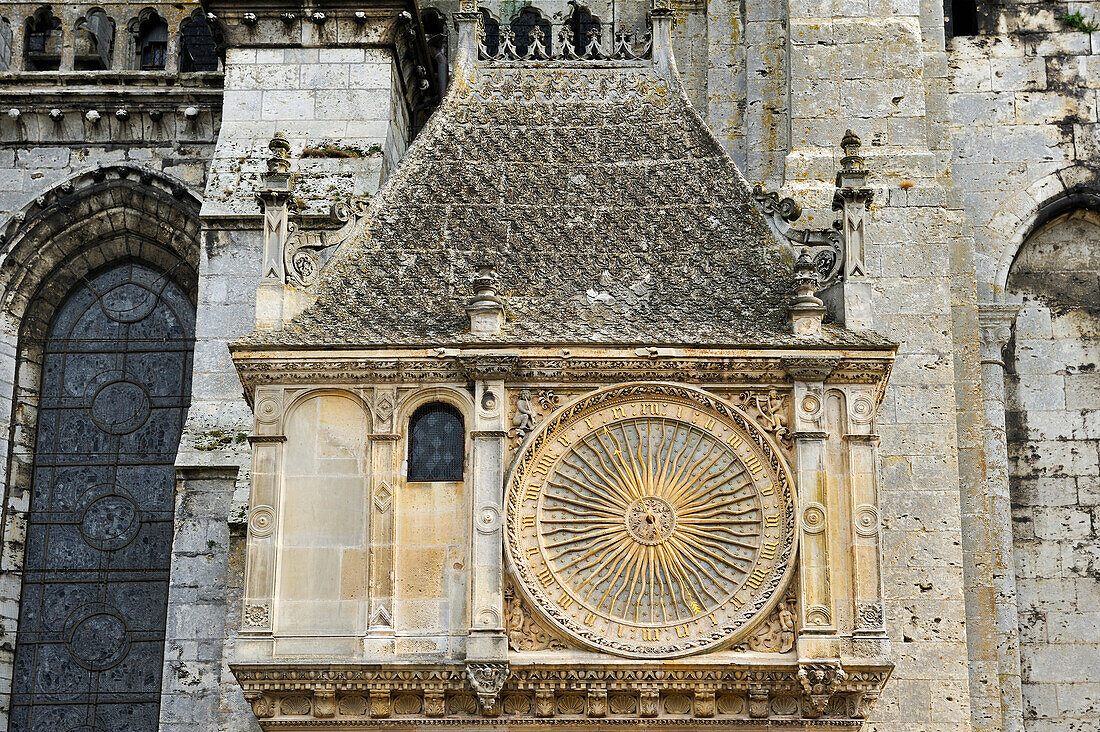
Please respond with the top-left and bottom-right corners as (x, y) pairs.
(245, 27), (886, 350)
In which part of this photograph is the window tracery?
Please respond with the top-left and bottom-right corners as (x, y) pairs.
(8, 262), (195, 731)
(510, 8), (551, 59)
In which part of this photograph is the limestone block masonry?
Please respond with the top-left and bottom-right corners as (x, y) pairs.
(0, 0), (1093, 731)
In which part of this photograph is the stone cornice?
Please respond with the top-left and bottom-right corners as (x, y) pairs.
(230, 348), (895, 402)
(230, 659), (892, 726)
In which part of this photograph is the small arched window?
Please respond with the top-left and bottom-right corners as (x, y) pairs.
(478, 9), (500, 58)
(24, 6), (61, 71)
(408, 403), (465, 482)
(135, 11), (168, 70)
(180, 12), (221, 72)
(75, 9), (114, 70)
(566, 3), (601, 55)
(511, 8), (551, 58)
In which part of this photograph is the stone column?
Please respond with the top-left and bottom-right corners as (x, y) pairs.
(158, 465), (239, 731)
(977, 303), (1024, 732)
(786, 358), (840, 658)
(844, 388), (887, 650)
(467, 379), (508, 661)
(238, 387), (287, 647)
(367, 385), (399, 644)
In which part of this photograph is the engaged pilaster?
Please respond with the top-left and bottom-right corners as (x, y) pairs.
(977, 303), (1025, 732)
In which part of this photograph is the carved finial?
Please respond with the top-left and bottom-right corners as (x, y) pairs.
(789, 249), (826, 338)
(267, 132), (291, 175)
(466, 263), (505, 336)
(840, 129), (864, 172)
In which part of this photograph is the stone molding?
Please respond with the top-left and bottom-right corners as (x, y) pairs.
(232, 660), (892, 726)
(231, 352), (895, 400)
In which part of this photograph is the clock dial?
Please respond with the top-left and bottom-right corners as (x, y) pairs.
(506, 383), (796, 658)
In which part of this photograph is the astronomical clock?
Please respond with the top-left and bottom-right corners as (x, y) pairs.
(505, 383), (797, 658)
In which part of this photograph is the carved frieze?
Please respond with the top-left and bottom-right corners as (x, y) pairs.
(231, 661), (893, 727)
(231, 352), (894, 400)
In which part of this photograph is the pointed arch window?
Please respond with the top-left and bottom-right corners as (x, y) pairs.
(566, 3), (601, 55)
(75, 9), (114, 70)
(9, 262), (195, 731)
(408, 403), (464, 482)
(510, 8), (551, 58)
(180, 12), (221, 72)
(24, 6), (61, 71)
(478, 9), (500, 58)
(134, 11), (168, 70)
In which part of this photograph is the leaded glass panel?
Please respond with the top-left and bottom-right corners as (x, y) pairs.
(9, 262), (195, 732)
(407, 403), (464, 482)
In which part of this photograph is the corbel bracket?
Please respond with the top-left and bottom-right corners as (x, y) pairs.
(752, 185), (845, 288)
(284, 195), (371, 288)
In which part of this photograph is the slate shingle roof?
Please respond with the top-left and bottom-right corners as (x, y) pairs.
(245, 63), (888, 349)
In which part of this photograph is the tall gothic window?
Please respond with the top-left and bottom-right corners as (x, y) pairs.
(9, 262), (195, 731)
(407, 403), (464, 482)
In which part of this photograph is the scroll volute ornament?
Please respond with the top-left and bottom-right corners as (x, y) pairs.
(505, 382), (798, 658)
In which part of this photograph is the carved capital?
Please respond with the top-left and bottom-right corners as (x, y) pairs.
(312, 690), (336, 718)
(977, 303), (1020, 365)
(245, 691), (275, 719)
(747, 686), (769, 718)
(370, 690), (391, 718)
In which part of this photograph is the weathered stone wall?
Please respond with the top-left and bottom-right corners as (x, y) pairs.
(1006, 209), (1100, 732)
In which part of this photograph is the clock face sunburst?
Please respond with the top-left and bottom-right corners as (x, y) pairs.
(505, 383), (796, 658)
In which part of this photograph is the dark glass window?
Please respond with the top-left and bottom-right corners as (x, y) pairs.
(945, 0), (979, 38)
(24, 8), (61, 71)
(511, 8), (550, 58)
(408, 403), (464, 482)
(136, 14), (168, 70)
(567, 3), (601, 55)
(180, 13), (220, 72)
(9, 262), (195, 732)
(479, 9), (499, 57)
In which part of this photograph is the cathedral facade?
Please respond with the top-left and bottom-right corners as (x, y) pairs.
(0, 1), (1095, 731)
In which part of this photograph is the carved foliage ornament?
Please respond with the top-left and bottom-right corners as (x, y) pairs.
(506, 383), (797, 658)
